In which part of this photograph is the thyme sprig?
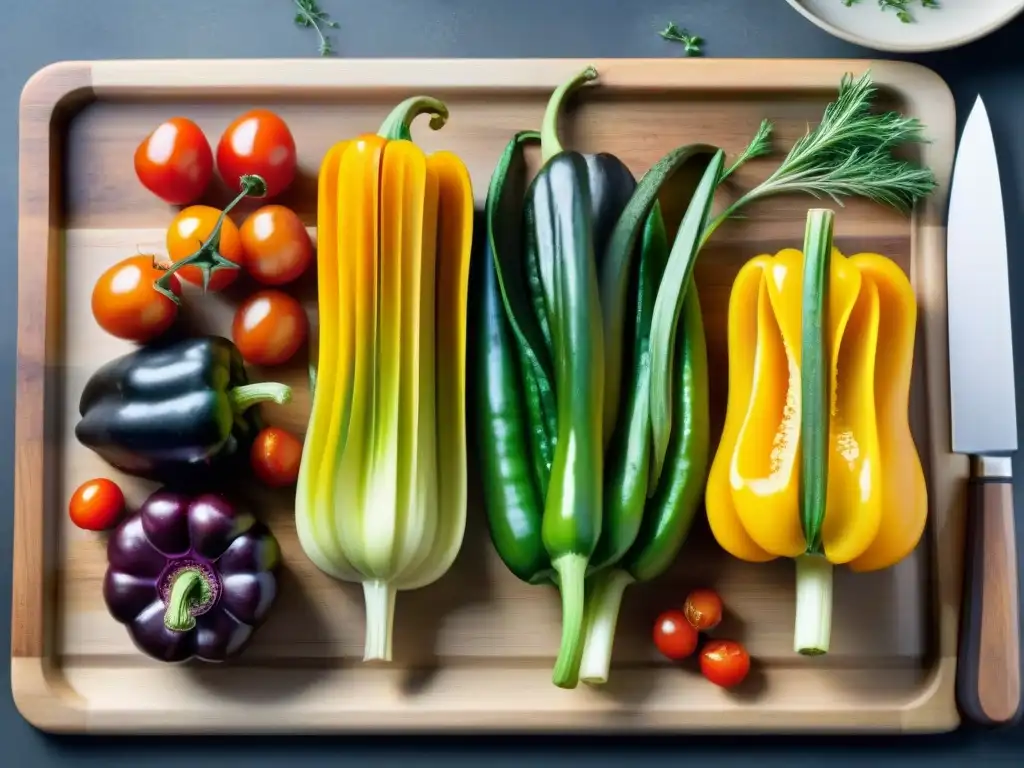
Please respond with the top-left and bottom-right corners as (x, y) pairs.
(294, 0), (339, 56)
(841, 0), (940, 24)
(660, 22), (703, 56)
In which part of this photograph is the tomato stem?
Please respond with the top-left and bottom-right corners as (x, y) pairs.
(153, 174), (267, 304)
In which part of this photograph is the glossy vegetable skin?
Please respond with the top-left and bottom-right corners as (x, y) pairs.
(92, 255), (182, 343)
(706, 213), (927, 655)
(700, 640), (750, 688)
(240, 205), (314, 285)
(478, 67), (631, 689)
(251, 426), (303, 488)
(68, 477), (125, 531)
(653, 608), (698, 660)
(232, 289), (308, 366)
(217, 109), (297, 199)
(134, 117), (213, 205)
(103, 489), (281, 663)
(75, 336), (292, 485)
(295, 96), (474, 664)
(167, 205), (244, 292)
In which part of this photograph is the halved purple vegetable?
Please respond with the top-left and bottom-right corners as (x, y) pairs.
(103, 489), (281, 663)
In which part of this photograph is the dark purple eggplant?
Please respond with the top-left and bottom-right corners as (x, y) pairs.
(103, 489), (281, 663)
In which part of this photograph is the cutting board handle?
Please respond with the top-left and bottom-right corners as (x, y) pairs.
(956, 463), (1022, 727)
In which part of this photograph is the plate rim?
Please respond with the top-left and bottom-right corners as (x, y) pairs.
(785, 0), (1024, 52)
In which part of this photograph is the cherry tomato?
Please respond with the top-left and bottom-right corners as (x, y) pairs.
(232, 289), (308, 366)
(133, 117), (213, 205)
(653, 609), (699, 661)
(700, 640), (751, 688)
(684, 588), (724, 631)
(251, 427), (303, 487)
(68, 478), (125, 532)
(166, 205), (244, 292)
(239, 205), (314, 286)
(217, 109), (297, 199)
(92, 255), (181, 342)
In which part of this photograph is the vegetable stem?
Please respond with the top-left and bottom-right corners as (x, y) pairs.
(794, 554), (834, 655)
(551, 553), (588, 688)
(154, 174), (268, 303)
(541, 66), (598, 164)
(376, 96), (449, 142)
(163, 569), (206, 632)
(578, 568), (635, 685)
(800, 209), (834, 555)
(362, 580), (397, 662)
(229, 382), (293, 413)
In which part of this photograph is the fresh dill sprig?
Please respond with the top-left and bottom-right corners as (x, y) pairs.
(294, 0), (339, 56)
(705, 70), (937, 238)
(660, 22), (703, 56)
(840, 0), (940, 24)
(722, 119), (773, 182)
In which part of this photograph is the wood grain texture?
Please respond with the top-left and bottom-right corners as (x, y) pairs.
(13, 58), (962, 734)
(957, 477), (1022, 726)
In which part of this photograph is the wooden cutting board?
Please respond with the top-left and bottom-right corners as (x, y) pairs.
(13, 57), (962, 733)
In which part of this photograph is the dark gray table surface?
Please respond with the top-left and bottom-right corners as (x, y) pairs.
(3, 0), (1024, 764)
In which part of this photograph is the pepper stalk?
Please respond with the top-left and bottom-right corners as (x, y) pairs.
(794, 208), (835, 656)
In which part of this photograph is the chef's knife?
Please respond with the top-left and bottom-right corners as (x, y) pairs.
(948, 95), (1022, 727)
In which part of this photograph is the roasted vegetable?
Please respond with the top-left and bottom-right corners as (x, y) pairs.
(705, 209), (927, 655)
(75, 336), (292, 485)
(295, 96), (473, 663)
(103, 489), (281, 663)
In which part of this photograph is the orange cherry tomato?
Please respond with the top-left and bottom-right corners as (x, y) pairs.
(134, 117), (213, 205)
(92, 255), (181, 342)
(684, 588), (724, 631)
(653, 609), (699, 661)
(69, 478), (126, 531)
(700, 640), (751, 688)
(217, 109), (297, 200)
(166, 205), (244, 292)
(232, 289), (308, 366)
(239, 205), (314, 286)
(251, 427), (303, 487)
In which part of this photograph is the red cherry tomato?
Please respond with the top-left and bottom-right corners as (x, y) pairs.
(684, 588), (724, 631)
(217, 110), (297, 199)
(239, 205), (314, 285)
(700, 640), (751, 688)
(251, 427), (303, 487)
(232, 289), (308, 366)
(91, 255), (181, 342)
(166, 205), (244, 292)
(133, 117), (213, 205)
(69, 478), (125, 531)
(653, 609), (699, 661)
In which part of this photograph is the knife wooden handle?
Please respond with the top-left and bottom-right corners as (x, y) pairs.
(956, 465), (1022, 727)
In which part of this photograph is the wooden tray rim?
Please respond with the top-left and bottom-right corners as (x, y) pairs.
(12, 57), (962, 734)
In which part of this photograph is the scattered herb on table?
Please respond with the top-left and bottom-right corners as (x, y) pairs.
(294, 0), (339, 55)
(660, 22), (703, 56)
(841, 0), (940, 24)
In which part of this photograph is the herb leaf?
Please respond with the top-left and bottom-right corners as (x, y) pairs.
(840, 0), (941, 23)
(706, 70), (937, 238)
(293, 0), (339, 56)
(660, 22), (703, 56)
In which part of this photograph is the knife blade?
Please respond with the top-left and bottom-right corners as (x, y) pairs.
(948, 94), (1022, 727)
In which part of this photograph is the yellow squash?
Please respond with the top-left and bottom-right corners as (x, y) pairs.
(706, 239), (927, 654)
(296, 97), (474, 662)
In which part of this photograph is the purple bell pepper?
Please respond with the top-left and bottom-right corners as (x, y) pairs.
(103, 489), (281, 663)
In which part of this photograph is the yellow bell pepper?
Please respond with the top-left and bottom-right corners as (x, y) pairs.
(296, 96), (474, 662)
(706, 217), (927, 655)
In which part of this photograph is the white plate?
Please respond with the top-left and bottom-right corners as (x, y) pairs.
(786, 0), (1024, 52)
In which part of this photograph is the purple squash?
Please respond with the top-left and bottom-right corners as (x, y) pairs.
(103, 489), (281, 663)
